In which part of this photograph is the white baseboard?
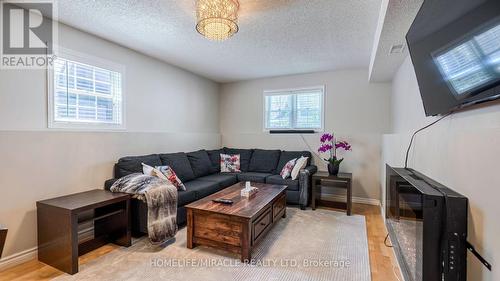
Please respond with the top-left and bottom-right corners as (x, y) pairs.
(319, 194), (380, 206)
(0, 227), (96, 271)
(0, 247), (37, 271)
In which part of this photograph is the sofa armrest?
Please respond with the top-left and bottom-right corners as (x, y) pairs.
(302, 165), (318, 175)
(298, 165), (318, 209)
(104, 178), (118, 190)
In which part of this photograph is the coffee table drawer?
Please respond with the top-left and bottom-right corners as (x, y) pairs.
(193, 213), (242, 246)
(252, 208), (272, 243)
(273, 194), (286, 221)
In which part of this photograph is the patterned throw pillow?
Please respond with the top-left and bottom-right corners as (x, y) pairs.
(280, 158), (297, 179)
(220, 154), (241, 173)
(142, 163), (185, 191)
(156, 166), (186, 191)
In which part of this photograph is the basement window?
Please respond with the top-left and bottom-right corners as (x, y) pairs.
(48, 49), (125, 130)
(263, 86), (324, 132)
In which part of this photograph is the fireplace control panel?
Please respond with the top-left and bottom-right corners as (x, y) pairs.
(447, 233), (461, 272)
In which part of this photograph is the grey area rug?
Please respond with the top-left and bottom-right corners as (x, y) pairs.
(55, 208), (371, 281)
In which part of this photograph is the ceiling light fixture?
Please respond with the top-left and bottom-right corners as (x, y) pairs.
(196, 0), (239, 41)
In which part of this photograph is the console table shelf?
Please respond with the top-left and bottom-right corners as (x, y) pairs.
(77, 209), (125, 225)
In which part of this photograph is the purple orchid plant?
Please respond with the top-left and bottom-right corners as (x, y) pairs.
(318, 133), (352, 167)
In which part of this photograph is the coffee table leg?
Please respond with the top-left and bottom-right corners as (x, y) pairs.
(241, 221), (251, 262)
(187, 209), (194, 249)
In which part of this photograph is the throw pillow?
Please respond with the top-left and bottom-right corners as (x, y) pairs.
(156, 166), (186, 191)
(291, 156), (309, 180)
(280, 158), (297, 179)
(152, 168), (169, 181)
(220, 154), (241, 173)
(142, 163), (155, 176)
(142, 163), (169, 181)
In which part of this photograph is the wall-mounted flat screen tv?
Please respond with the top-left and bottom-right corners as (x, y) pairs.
(407, 0), (500, 116)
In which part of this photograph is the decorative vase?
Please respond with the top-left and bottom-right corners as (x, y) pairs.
(328, 163), (339, 176)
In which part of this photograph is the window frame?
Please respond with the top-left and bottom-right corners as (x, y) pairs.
(47, 47), (126, 131)
(262, 85), (325, 133)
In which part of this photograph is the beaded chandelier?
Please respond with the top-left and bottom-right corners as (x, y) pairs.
(196, 0), (239, 41)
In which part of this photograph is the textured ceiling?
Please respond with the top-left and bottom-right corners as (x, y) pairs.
(368, 0), (423, 82)
(53, 0), (383, 83)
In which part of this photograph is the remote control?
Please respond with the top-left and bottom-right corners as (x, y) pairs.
(212, 199), (233, 205)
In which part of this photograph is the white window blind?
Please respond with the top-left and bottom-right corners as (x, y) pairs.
(264, 87), (324, 130)
(434, 23), (500, 96)
(50, 55), (123, 129)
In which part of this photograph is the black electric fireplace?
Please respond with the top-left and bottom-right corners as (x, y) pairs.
(386, 165), (468, 281)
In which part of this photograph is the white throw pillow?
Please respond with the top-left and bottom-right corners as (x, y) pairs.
(152, 168), (169, 181)
(142, 163), (155, 176)
(291, 156), (308, 180)
(142, 163), (168, 180)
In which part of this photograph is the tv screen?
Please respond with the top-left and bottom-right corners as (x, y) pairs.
(407, 0), (500, 116)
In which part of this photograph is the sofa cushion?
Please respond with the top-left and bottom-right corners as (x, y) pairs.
(276, 151), (312, 173)
(237, 172), (273, 183)
(177, 189), (197, 206)
(159, 152), (195, 182)
(184, 179), (221, 199)
(206, 149), (224, 173)
(248, 149), (281, 173)
(265, 175), (299, 191)
(187, 150), (212, 178)
(197, 173), (238, 188)
(223, 148), (253, 172)
(285, 190), (300, 204)
(115, 154), (162, 178)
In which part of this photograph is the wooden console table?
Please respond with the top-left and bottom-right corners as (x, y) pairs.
(0, 225), (7, 258)
(37, 189), (131, 274)
(312, 172), (352, 215)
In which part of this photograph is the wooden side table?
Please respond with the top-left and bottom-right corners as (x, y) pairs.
(0, 225), (7, 258)
(37, 189), (131, 274)
(311, 172), (353, 215)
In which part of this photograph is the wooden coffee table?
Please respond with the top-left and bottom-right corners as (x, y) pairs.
(186, 182), (287, 262)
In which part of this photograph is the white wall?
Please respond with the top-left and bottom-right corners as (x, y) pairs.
(383, 56), (500, 281)
(0, 23), (220, 263)
(220, 70), (392, 201)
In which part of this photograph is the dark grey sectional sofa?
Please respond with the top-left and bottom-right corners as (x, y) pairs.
(104, 147), (317, 235)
